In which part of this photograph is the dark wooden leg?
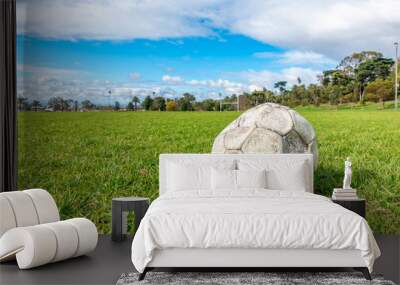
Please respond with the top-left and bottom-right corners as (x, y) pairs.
(361, 268), (372, 281)
(138, 268), (148, 281)
(354, 267), (372, 280)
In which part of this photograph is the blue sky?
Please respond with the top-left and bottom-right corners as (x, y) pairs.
(18, 32), (284, 81)
(16, 0), (399, 105)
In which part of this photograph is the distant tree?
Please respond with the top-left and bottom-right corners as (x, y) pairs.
(81, 100), (95, 110)
(17, 97), (29, 111)
(248, 91), (265, 106)
(274, 81), (287, 94)
(355, 57), (394, 102)
(74, 100), (79, 112)
(127, 102), (134, 110)
(179, 93), (196, 111)
(337, 51), (382, 75)
(220, 94), (239, 111)
(31, 100), (41, 111)
(321, 70), (352, 87)
(263, 89), (277, 103)
(61, 98), (70, 111)
(365, 79), (393, 108)
(326, 85), (341, 105)
(307, 84), (321, 106)
(48, 97), (69, 111)
(166, 100), (178, 111)
(132, 96), (140, 110)
(201, 99), (216, 111)
(114, 101), (120, 111)
(65, 99), (74, 111)
(291, 84), (307, 106)
(142, 95), (153, 111)
(152, 96), (166, 111)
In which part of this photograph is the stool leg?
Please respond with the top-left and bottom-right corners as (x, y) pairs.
(134, 201), (150, 231)
(112, 202), (123, 242)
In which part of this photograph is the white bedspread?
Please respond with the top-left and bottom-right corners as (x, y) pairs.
(131, 190), (380, 273)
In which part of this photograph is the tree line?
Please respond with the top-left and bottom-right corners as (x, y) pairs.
(240, 51), (396, 108)
(133, 51), (398, 111)
(18, 50), (398, 112)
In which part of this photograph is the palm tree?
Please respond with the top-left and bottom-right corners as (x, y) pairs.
(132, 96), (140, 111)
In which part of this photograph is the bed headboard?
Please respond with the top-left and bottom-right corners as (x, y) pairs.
(159, 153), (314, 195)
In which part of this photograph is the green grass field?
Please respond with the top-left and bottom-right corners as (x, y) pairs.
(18, 107), (400, 234)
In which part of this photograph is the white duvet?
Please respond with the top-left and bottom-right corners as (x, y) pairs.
(131, 190), (380, 273)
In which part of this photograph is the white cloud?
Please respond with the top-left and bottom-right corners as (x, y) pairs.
(209, 0), (399, 58)
(252, 52), (277, 59)
(17, 64), (86, 78)
(16, 0), (214, 40)
(16, 0), (400, 58)
(240, 67), (321, 89)
(248, 84), (264, 92)
(188, 78), (246, 94)
(254, 51), (336, 66)
(17, 76), (162, 105)
(162, 75), (183, 84)
(129, 72), (141, 80)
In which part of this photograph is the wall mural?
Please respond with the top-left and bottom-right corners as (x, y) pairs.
(16, 0), (400, 234)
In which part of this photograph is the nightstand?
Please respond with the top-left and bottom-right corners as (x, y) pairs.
(332, 198), (366, 218)
(112, 197), (150, 242)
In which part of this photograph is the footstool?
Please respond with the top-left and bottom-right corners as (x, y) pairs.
(112, 197), (150, 242)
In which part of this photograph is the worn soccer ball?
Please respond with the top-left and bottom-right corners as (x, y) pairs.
(212, 103), (318, 168)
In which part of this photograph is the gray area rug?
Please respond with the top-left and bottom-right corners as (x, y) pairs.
(116, 272), (396, 285)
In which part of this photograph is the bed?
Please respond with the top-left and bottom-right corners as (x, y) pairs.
(131, 154), (380, 280)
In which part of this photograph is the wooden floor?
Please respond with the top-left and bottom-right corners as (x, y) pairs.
(0, 235), (399, 285)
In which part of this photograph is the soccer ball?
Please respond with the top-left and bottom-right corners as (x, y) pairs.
(212, 103), (318, 168)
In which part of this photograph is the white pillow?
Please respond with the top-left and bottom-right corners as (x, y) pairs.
(211, 168), (267, 191)
(167, 160), (236, 192)
(211, 168), (236, 190)
(238, 160), (309, 192)
(236, 169), (267, 189)
(167, 162), (210, 191)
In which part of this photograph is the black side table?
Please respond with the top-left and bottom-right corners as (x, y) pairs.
(112, 197), (150, 242)
(332, 198), (366, 218)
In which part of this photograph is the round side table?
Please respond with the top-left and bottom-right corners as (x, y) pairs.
(112, 197), (150, 242)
